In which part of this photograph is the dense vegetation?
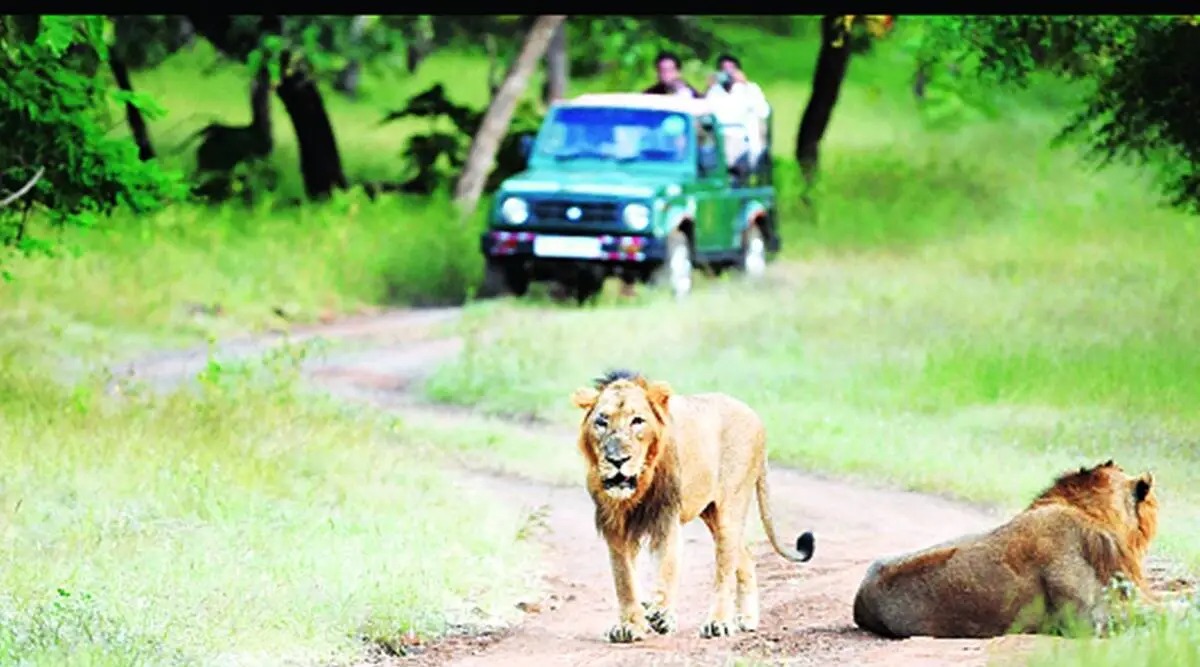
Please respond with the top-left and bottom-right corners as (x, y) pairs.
(2, 14), (1199, 667)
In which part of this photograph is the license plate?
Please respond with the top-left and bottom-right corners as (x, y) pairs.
(532, 235), (602, 259)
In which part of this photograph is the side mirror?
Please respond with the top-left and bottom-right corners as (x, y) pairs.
(518, 134), (534, 161)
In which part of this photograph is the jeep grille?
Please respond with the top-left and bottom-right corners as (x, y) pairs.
(532, 199), (619, 223)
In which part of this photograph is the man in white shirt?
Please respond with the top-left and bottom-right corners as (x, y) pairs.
(704, 54), (770, 180)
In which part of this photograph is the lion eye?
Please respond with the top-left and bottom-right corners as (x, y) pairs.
(594, 415), (609, 430)
(631, 416), (645, 427)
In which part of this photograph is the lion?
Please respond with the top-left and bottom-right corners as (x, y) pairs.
(569, 369), (816, 644)
(852, 459), (1158, 639)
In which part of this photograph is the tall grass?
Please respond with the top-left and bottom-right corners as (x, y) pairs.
(0, 341), (534, 666)
(1024, 598), (1200, 667)
(1, 193), (482, 357)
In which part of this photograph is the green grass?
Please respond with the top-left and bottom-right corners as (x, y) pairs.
(1, 194), (482, 358)
(4, 18), (1200, 666)
(1023, 597), (1200, 667)
(0, 342), (535, 666)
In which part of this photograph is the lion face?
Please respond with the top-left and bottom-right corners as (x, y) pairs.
(571, 377), (671, 502)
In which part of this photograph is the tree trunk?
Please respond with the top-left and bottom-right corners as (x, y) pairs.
(406, 15), (434, 74)
(795, 15), (852, 184)
(109, 53), (155, 161)
(334, 15), (368, 98)
(913, 62), (928, 100)
(188, 15), (346, 201)
(543, 21), (569, 105)
(454, 15), (565, 216)
(249, 64), (273, 154)
(276, 52), (348, 200)
(485, 34), (502, 101)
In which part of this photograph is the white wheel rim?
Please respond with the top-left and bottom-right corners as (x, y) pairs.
(744, 235), (766, 278)
(669, 244), (692, 297)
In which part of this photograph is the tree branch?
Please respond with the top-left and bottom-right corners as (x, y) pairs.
(1, 167), (45, 208)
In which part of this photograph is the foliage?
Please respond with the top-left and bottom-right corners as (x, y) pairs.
(0, 15), (184, 256)
(110, 15), (193, 70)
(566, 17), (728, 85)
(918, 15), (1200, 212)
(836, 15), (895, 53)
(382, 84), (543, 195)
(279, 15), (427, 81)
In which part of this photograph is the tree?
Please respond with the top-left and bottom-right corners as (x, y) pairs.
(454, 15), (566, 216)
(543, 21), (568, 105)
(188, 15), (347, 200)
(795, 15), (893, 186)
(106, 15), (197, 162)
(0, 15), (183, 255)
(332, 15), (369, 97)
(920, 15), (1200, 212)
(107, 52), (155, 161)
(794, 16), (852, 186)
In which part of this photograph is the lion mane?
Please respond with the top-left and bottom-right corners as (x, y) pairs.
(571, 369), (815, 643)
(583, 369), (682, 548)
(852, 459), (1158, 639)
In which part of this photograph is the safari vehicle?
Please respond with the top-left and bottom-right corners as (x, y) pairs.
(479, 93), (779, 303)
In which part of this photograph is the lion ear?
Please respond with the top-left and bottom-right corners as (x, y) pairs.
(645, 380), (672, 413)
(571, 386), (600, 410)
(1135, 474), (1153, 502)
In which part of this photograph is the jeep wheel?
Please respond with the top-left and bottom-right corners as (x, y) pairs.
(739, 224), (767, 280)
(478, 259), (529, 299)
(651, 230), (693, 299)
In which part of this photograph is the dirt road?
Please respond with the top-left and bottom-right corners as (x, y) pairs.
(119, 306), (1185, 667)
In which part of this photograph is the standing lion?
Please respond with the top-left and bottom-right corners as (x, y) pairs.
(853, 459), (1158, 639)
(570, 369), (815, 643)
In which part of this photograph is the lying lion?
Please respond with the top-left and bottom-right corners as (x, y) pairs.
(853, 459), (1158, 639)
(570, 369), (815, 643)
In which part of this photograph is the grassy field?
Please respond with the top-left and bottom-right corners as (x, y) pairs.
(2, 17), (1199, 666)
(0, 341), (537, 666)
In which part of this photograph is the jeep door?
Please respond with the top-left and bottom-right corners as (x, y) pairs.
(692, 115), (729, 253)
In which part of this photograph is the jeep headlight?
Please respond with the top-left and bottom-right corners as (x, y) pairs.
(622, 203), (650, 231)
(500, 197), (529, 224)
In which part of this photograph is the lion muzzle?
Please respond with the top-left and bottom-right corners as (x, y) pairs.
(598, 437), (641, 499)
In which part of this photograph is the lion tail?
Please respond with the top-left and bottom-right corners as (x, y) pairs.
(756, 463), (815, 563)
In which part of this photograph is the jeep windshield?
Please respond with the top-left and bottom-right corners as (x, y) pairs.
(533, 106), (693, 166)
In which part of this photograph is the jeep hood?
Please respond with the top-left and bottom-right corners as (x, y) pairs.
(499, 169), (683, 199)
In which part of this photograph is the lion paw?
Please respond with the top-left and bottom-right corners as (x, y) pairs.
(607, 621), (649, 644)
(735, 614), (759, 632)
(700, 620), (735, 639)
(644, 606), (677, 635)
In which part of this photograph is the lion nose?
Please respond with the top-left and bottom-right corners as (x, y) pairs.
(606, 454), (630, 468)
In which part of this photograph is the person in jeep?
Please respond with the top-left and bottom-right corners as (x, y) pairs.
(704, 53), (770, 183)
(642, 50), (701, 98)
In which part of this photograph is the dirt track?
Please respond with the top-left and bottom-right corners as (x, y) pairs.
(120, 306), (1186, 667)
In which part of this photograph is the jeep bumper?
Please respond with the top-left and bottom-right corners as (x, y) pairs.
(480, 230), (668, 263)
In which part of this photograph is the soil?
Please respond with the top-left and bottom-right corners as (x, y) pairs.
(117, 306), (1195, 667)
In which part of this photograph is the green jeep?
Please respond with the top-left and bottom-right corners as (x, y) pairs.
(479, 92), (779, 303)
